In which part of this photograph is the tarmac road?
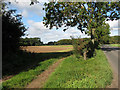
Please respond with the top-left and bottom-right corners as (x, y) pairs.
(101, 45), (120, 88)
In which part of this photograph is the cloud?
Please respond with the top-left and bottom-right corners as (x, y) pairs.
(26, 20), (88, 43)
(106, 19), (119, 29)
(106, 19), (119, 36)
(9, 0), (45, 18)
(22, 10), (28, 17)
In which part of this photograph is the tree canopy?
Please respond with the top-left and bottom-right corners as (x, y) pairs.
(94, 22), (111, 44)
(43, 2), (119, 32)
(43, 2), (119, 57)
(2, 8), (27, 54)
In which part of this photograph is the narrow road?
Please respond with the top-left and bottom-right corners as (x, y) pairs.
(101, 45), (120, 88)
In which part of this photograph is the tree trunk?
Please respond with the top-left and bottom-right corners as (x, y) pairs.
(91, 28), (95, 44)
(83, 51), (87, 60)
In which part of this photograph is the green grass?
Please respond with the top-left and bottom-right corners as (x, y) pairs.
(3, 51), (72, 77)
(2, 58), (59, 88)
(44, 50), (113, 88)
(109, 44), (120, 47)
(53, 45), (73, 47)
(58, 49), (73, 52)
(43, 45), (73, 47)
(2, 50), (72, 89)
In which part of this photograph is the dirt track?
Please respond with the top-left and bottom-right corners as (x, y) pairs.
(20, 46), (73, 53)
(26, 58), (65, 88)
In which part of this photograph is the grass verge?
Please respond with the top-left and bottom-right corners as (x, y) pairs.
(2, 58), (58, 88)
(3, 51), (72, 77)
(109, 44), (120, 47)
(44, 50), (112, 88)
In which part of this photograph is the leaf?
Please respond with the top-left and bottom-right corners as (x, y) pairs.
(63, 29), (67, 32)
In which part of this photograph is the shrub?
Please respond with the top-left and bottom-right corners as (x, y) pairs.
(71, 37), (98, 59)
(71, 37), (89, 59)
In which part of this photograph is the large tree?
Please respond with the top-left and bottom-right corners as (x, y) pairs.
(2, 6), (27, 54)
(43, 2), (119, 42)
(94, 22), (111, 44)
(42, 2), (119, 56)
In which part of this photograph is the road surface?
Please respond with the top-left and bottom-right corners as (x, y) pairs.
(101, 45), (120, 88)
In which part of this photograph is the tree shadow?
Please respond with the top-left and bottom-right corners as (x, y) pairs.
(2, 50), (73, 77)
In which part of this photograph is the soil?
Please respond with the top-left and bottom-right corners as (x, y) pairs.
(26, 58), (65, 88)
(20, 46), (73, 53)
(1, 75), (14, 82)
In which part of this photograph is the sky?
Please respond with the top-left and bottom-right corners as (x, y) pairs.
(7, 0), (120, 43)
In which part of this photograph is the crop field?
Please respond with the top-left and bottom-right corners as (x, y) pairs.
(20, 45), (73, 53)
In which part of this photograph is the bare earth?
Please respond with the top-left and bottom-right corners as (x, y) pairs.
(20, 46), (73, 53)
(26, 58), (65, 88)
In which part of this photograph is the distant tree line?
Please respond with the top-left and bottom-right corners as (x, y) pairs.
(46, 36), (120, 45)
(46, 38), (90, 45)
(19, 37), (43, 46)
(109, 36), (120, 44)
(19, 36), (120, 46)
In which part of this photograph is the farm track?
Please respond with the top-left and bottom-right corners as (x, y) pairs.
(26, 57), (65, 88)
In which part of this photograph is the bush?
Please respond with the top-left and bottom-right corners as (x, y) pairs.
(71, 37), (99, 59)
(71, 37), (89, 59)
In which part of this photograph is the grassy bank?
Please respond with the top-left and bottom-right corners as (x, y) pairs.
(3, 58), (62, 88)
(109, 44), (120, 47)
(44, 50), (112, 88)
(2, 50), (72, 88)
(3, 51), (72, 77)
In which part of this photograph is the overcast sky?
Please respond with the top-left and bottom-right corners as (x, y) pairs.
(7, 0), (120, 43)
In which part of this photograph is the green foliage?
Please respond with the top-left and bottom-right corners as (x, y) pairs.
(2, 9), (27, 54)
(47, 41), (55, 45)
(43, 2), (119, 34)
(19, 37), (43, 46)
(94, 22), (110, 44)
(71, 37), (96, 58)
(44, 50), (112, 88)
(71, 37), (87, 58)
(55, 39), (72, 45)
(109, 36), (120, 44)
(43, 2), (119, 58)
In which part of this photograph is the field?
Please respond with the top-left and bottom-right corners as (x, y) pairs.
(2, 45), (73, 88)
(2, 45), (112, 88)
(20, 45), (73, 53)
